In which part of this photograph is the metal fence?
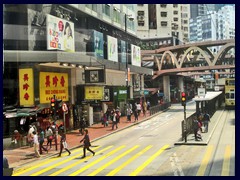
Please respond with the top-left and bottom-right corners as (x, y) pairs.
(149, 102), (171, 116)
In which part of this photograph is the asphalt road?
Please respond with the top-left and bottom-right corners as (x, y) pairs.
(13, 102), (235, 176)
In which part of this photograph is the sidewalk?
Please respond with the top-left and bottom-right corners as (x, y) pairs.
(4, 111), (160, 169)
(174, 108), (224, 145)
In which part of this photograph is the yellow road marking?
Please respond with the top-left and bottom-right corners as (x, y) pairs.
(49, 146), (113, 176)
(30, 146), (100, 176)
(196, 145), (213, 176)
(129, 144), (170, 176)
(106, 145), (153, 176)
(69, 145), (125, 176)
(88, 145), (139, 176)
(221, 145), (231, 176)
(13, 147), (85, 176)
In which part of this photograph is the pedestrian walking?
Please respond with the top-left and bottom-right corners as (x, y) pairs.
(136, 102), (142, 116)
(27, 125), (34, 147)
(80, 129), (95, 158)
(58, 129), (71, 157)
(32, 131), (40, 158)
(126, 107), (132, 122)
(203, 112), (210, 133)
(193, 118), (202, 141)
(101, 113), (108, 127)
(111, 110), (118, 130)
(39, 128), (48, 154)
(45, 126), (53, 149)
(11, 130), (22, 148)
(133, 109), (138, 122)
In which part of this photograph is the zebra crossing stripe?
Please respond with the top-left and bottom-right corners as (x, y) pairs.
(106, 145), (153, 176)
(69, 145), (125, 176)
(49, 146), (113, 176)
(88, 145), (140, 176)
(129, 144), (170, 176)
(30, 146), (100, 176)
(196, 145), (213, 176)
(13, 146), (87, 176)
(221, 145), (231, 176)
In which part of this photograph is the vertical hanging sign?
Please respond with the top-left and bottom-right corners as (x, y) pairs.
(19, 68), (34, 106)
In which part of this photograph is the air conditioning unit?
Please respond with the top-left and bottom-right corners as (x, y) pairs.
(137, 15), (144, 21)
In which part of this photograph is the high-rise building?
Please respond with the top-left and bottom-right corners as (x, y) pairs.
(190, 4), (215, 19)
(136, 4), (190, 44)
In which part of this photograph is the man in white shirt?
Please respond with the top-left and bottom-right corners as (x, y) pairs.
(33, 131), (40, 158)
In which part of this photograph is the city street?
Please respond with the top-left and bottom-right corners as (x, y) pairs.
(12, 103), (235, 176)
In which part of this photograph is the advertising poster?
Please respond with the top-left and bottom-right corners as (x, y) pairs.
(93, 30), (104, 59)
(46, 14), (75, 52)
(19, 68), (34, 106)
(39, 72), (69, 103)
(85, 86), (104, 100)
(131, 44), (141, 67)
(107, 35), (118, 62)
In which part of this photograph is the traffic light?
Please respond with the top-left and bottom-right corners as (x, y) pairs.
(181, 92), (186, 106)
(50, 97), (56, 113)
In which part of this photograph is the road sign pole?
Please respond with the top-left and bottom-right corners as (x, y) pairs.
(184, 105), (187, 142)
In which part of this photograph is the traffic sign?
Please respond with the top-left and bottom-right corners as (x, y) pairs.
(62, 103), (68, 113)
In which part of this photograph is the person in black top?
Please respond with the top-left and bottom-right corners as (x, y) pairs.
(58, 129), (71, 157)
(80, 129), (95, 158)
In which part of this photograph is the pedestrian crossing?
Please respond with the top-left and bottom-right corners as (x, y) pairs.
(13, 144), (234, 176)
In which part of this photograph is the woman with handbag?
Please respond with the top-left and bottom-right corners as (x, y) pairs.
(80, 129), (95, 158)
(58, 129), (71, 157)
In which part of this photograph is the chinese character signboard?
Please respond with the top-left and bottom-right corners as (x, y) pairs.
(85, 86), (103, 100)
(107, 35), (118, 62)
(131, 44), (141, 67)
(39, 72), (69, 103)
(19, 69), (34, 106)
(46, 14), (75, 52)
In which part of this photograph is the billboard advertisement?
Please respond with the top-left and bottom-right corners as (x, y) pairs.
(131, 44), (141, 67)
(85, 86), (104, 100)
(85, 69), (105, 83)
(46, 14), (75, 52)
(93, 30), (104, 59)
(19, 68), (34, 106)
(39, 72), (69, 103)
(107, 35), (118, 62)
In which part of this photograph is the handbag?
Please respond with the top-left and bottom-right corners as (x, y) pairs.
(49, 135), (53, 140)
(62, 141), (68, 148)
(3, 168), (13, 176)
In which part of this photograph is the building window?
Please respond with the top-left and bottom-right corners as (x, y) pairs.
(173, 17), (178, 22)
(161, 21), (168, 26)
(183, 20), (188, 24)
(173, 11), (178, 15)
(160, 4), (167, 8)
(86, 4), (97, 12)
(138, 21), (145, 26)
(173, 4), (178, 8)
(103, 4), (110, 16)
(113, 9), (120, 23)
(161, 12), (167, 17)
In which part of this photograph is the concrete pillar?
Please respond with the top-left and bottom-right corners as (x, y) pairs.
(178, 76), (184, 92)
(163, 75), (170, 102)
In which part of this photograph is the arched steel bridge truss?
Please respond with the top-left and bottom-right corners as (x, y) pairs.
(141, 39), (235, 79)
